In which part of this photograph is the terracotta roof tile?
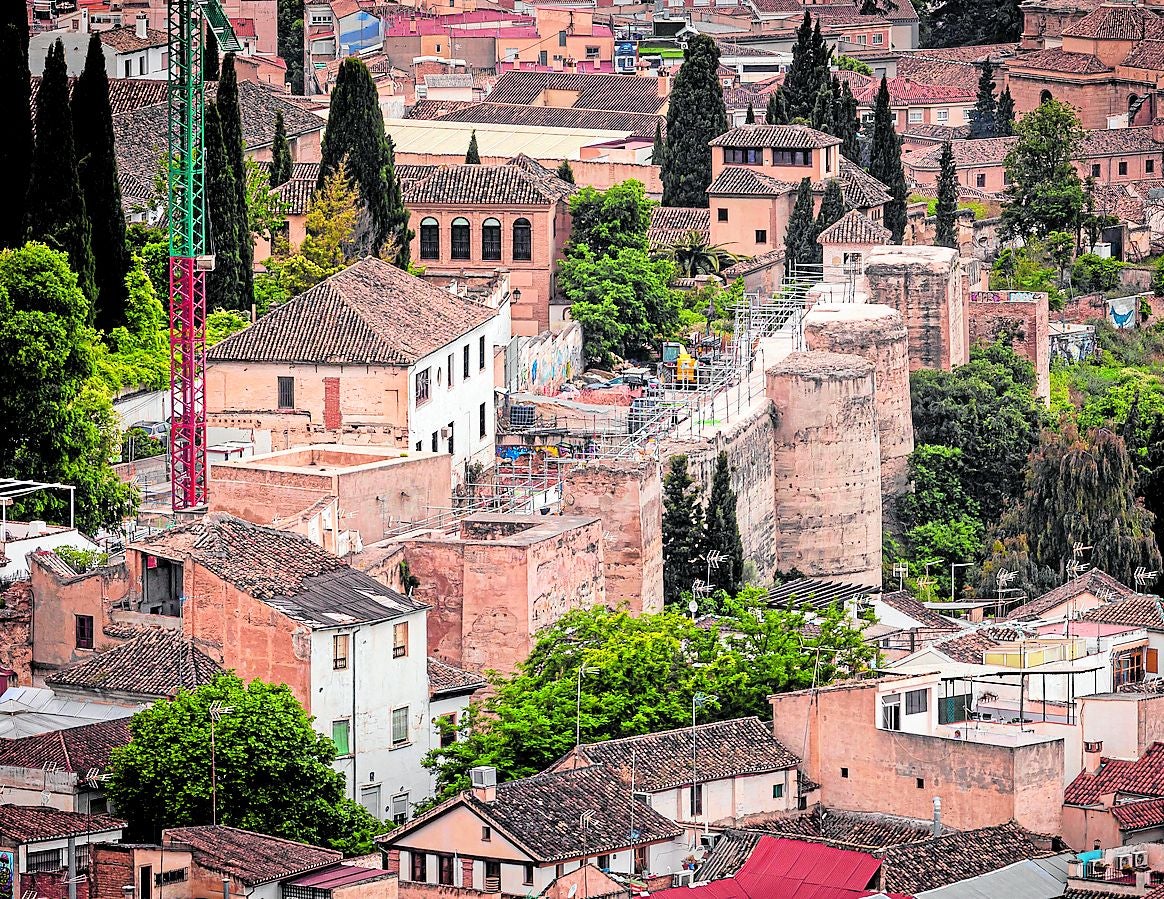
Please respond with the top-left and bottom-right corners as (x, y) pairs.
(1079, 126), (1163, 157)
(1081, 594), (1164, 629)
(707, 166), (797, 196)
(428, 657), (486, 697)
(894, 57), (979, 87)
(647, 206), (711, 249)
(850, 76), (975, 104)
(903, 137), (1017, 171)
(1111, 796), (1164, 831)
(928, 628), (1011, 663)
(1007, 569), (1138, 621)
(752, 807), (937, 850)
(1009, 48), (1113, 74)
(833, 159), (893, 209)
(274, 178), (314, 215)
(207, 257), (496, 366)
(1062, 3), (1162, 40)
(817, 209), (892, 244)
(710, 124), (841, 149)
(45, 629), (222, 699)
(879, 822), (1047, 894)
(0, 719), (130, 774)
(164, 826), (341, 885)
(896, 43), (1019, 63)
(903, 122), (972, 141)
(99, 25), (168, 51)
(1065, 743), (1164, 804)
(723, 246), (785, 277)
(485, 70), (666, 114)
(1123, 38), (1164, 69)
(405, 159), (575, 206)
(412, 101), (663, 137)
(0, 805), (124, 843)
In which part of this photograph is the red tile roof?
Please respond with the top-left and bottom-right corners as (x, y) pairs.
(165, 826), (341, 885)
(817, 210), (892, 245)
(0, 718), (130, 774)
(710, 124), (842, 148)
(1065, 743), (1164, 805)
(1111, 796), (1164, 831)
(648, 206), (711, 249)
(0, 805), (124, 843)
(100, 25), (168, 52)
(1062, 3), (1162, 40)
(851, 76), (975, 104)
(708, 166), (797, 197)
(1081, 594), (1164, 630)
(1009, 48), (1113, 74)
(1007, 569), (1139, 621)
(428, 657), (486, 697)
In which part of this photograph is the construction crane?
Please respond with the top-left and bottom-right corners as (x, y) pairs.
(167, 0), (240, 511)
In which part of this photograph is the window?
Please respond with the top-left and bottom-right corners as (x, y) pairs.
(538, 50), (547, 65)
(482, 217), (502, 260)
(392, 706), (409, 745)
(393, 793), (409, 826)
(431, 431), (438, 452)
(438, 855), (455, 886)
(633, 846), (648, 874)
(586, 45), (600, 59)
(153, 868), (187, 886)
(872, 32), (883, 44)
(331, 719), (351, 756)
(1115, 650), (1146, 687)
(1040, 89), (1052, 104)
(482, 826), (491, 841)
(463, 345), (471, 379)
(124, 60), (132, 78)
(451, 217), (470, 259)
(416, 368), (431, 404)
(437, 712), (457, 747)
(882, 693), (902, 731)
(485, 861), (501, 891)
(513, 218), (532, 261)
(447, 422), (455, 455)
(1149, 159), (1157, 173)
(333, 633), (349, 669)
(975, 173), (987, 188)
(916, 777), (925, 789)
(479, 402), (487, 438)
(277, 376), (295, 409)
(723, 147), (763, 165)
(905, 688), (928, 715)
(416, 440), (423, 451)
(772, 783), (784, 798)
(420, 217), (440, 258)
(27, 849), (62, 873)
(755, 229), (767, 244)
(75, 614), (94, 650)
(689, 782), (703, 816)
(936, 109), (949, 123)
(393, 621), (409, 658)
(840, 767), (849, 778)
(717, 208), (729, 222)
(1092, 163), (1102, 177)
(772, 149), (812, 166)
(522, 863), (534, 885)
(140, 865), (153, 899)
(479, 334), (487, 370)
(597, 855), (610, 870)
(411, 853), (427, 883)
(908, 109), (923, 124)
(1119, 161), (1128, 176)
(447, 353), (455, 389)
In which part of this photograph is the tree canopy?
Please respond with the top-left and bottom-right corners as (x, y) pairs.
(663, 455), (705, 602)
(1001, 98), (1085, 239)
(0, 5), (32, 251)
(566, 180), (652, 258)
(269, 111), (293, 188)
(935, 141), (958, 248)
(661, 35), (727, 207)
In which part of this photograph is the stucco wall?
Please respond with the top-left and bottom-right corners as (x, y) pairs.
(507, 323), (584, 394)
(29, 560), (131, 673)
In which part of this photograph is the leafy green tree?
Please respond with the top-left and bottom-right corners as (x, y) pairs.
(661, 35), (727, 207)
(899, 444), (979, 528)
(107, 674), (382, 854)
(205, 102), (244, 311)
(657, 231), (738, 277)
(925, 0), (1022, 47)
(967, 535), (1057, 604)
(566, 295), (624, 368)
(244, 160), (289, 244)
(126, 223), (169, 297)
(663, 455), (704, 602)
(73, 33), (131, 334)
(784, 177), (818, 270)
(996, 87), (1015, 137)
(1001, 98), (1085, 239)
(968, 60), (998, 139)
(745, 102), (755, 124)
(0, 5), (32, 250)
(217, 55), (254, 305)
(815, 178), (846, 238)
(556, 159), (575, 184)
(269, 110), (293, 187)
(868, 77), (908, 243)
(935, 141), (958, 248)
(465, 129), (481, 164)
(835, 55), (873, 75)
(765, 90), (789, 126)
(277, 0), (304, 93)
(0, 243), (137, 531)
(318, 58), (410, 264)
(566, 180), (652, 258)
(207, 309), (250, 345)
(705, 451), (745, 595)
(203, 24), (220, 80)
(26, 40), (97, 308)
(93, 257), (168, 393)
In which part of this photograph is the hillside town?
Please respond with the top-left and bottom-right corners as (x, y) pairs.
(10, 0), (1164, 896)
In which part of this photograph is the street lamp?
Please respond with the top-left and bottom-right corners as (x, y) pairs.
(575, 665), (600, 751)
(209, 701), (234, 825)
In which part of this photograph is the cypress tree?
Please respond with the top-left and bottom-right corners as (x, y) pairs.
(555, 159), (575, 184)
(868, 77), (907, 243)
(217, 54), (253, 304)
(765, 89), (789, 125)
(662, 455), (704, 603)
(810, 83), (833, 131)
(318, 57), (410, 264)
(661, 34), (727, 208)
(72, 33), (130, 333)
(996, 87), (1016, 137)
(465, 129), (481, 164)
(269, 111), (293, 188)
(0, 6), (32, 250)
(26, 40), (96, 307)
(969, 59), (998, 139)
(651, 121), (663, 164)
(784, 177), (818, 272)
(935, 141), (958, 249)
(745, 102), (755, 124)
(815, 178), (846, 238)
(704, 451), (745, 596)
(204, 25), (220, 81)
(205, 102), (243, 311)
(832, 78), (861, 161)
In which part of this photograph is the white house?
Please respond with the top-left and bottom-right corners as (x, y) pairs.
(0, 805), (124, 879)
(29, 16), (168, 80)
(1, 521), (101, 583)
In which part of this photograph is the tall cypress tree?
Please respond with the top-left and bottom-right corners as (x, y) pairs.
(745, 102), (755, 124)
(72, 34), (130, 333)
(204, 25), (220, 80)
(26, 40), (96, 307)
(661, 34), (727, 208)
(935, 141), (958, 249)
(269, 111), (293, 188)
(704, 451), (745, 596)
(0, 6), (32, 250)
(810, 83), (834, 131)
(465, 129), (481, 164)
(784, 177), (818, 272)
(833, 79), (861, 161)
(217, 54), (253, 304)
(204, 102), (243, 311)
(784, 12), (816, 119)
(318, 57), (410, 265)
(816, 178), (846, 236)
(969, 59), (998, 139)
(663, 455), (704, 603)
(765, 89), (789, 125)
(996, 87), (1016, 137)
(651, 121), (663, 164)
(556, 159), (575, 184)
(868, 77), (907, 243)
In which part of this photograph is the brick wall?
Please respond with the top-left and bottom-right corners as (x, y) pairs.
(966, 291), (1050, 401)
(0, 582), (32, 686)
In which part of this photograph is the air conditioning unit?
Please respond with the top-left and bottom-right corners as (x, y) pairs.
(1116, 856), (1133, 871)
(699, 833), (720, 850)
(440, 427), (450, 439)
(470, 766), (497, 788)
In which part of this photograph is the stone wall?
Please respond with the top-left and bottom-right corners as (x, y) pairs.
(0, 582), (32, 686)
(506, 322), (584, 395)
(967, 290), (1051, 401)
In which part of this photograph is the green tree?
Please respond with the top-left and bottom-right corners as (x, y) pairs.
(106, 674), (381, 853)
(704, 451), (745, 595)
(318, 58), (410, 264)
(745, 102), (755, 124)
(0, 243), (137, 531)
(465, 129), (481, 164)
(765, 89), (789, 126)
(899, 444), (979, 529)
(556, 159), (575, 184)
(0, 5), (32, 250)
(935, 140), (959, 249)
(784, 12), (831, 120)
(996, 87), (1016, 137)
(868, 77), (907, 243)
(203, 24), (220, 80)
(834, 79), (861, 161)
(657, 231), (738, 277)
(204, 102), (244, 311)
(815, 178), (847, 238)
(93, 257), (168, 393)
(244, 160), (290, 244)
(126, 223), (169, 298)
(968, 59), (998, 139)
(1001, 98), (1085, 239)
(72, 33), (131, 334)
(277, 0), (304, 93)
(566, 180), (652, 258)
(651, 121), (663, 164)
(217, 55), (254, 305)
(269, 110), (293, 188)
(836, 55), (873, 75)
(784, 177), (818, 270)
(26, 40), (97, 308)
(925, 0), (1022, 47)
(661, 35), (727, 207)
(663, 455), (704, 602)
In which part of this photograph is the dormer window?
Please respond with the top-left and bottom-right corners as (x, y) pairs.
(724, 147), (763, 165)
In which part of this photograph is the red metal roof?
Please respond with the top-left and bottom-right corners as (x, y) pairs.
(287, 865), (390, 889)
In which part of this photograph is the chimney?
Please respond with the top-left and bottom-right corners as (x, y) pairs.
(1084, 740), (1104, 774)
(931, 797), (942, 837)
(80, 8), (89, 33)
(1153, 117), (1164, 144)
(470, 765), (497, 802)
(657, 73), (671, 97)
(136, 14), (148, 39)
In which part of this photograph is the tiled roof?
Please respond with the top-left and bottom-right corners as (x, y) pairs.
(165, 826), (341, 885)
(485, 70), (666, 114)
(723, 246), (785, 277)
(817, 209), (891, 245)
(425, 73), (474, 89)
(413, 101), (663, 137)
(877, 590), (960, 630)
(274, 178), (314, 215)
(903, 136), (1017, 171)
(897, 43), (1019, 64)
(1062, 3), (1162, 40)
(0, 805), (124, 843)
(405, 99), (479, 120)
(928, 628), (1005, 664)
(707, 166), (796, 197)
(850, 77), (975, 105)
(428, 657), (486, 697)
(1123, 38), (1164, 69)
(902, 122), (972, 141)
(405, 158), (573, 206)
(1079, 126), (1163, 157)
(207, 257), (496, 366)
(833, 159), (893, 209)
(647, 206), (711, 249)
(133, 513), (427, 626)
(31, 76), (167, 116)
(710, 124), (841, 149)
(1065, 743), (1164, 804)
(100, 25), (168, 51)
(755, 806), (937, 851)
(1081, 594), (1164, 629)
(696, 829), (761, 881)
(1111, 796), (1164, 831)
(0, 718), (130, 774)
(566, 717), (800, 792)
(894, 57), (978, 88)
(717, 40), (786, 58)
(45, 629), (222, 699)
(1007, 569), (1139, 621)
(1009, 48), (1113, 74)
(879, 822), (1047, 894)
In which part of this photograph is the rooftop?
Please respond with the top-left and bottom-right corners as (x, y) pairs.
(1008, 48), (1113, 74)
(0, 804), (124, 843)
(707, 166), (797, 197)
(902, 137), (1017, 171)
(767, 577), (877, 611)
(647, 206), (711, 249)
(404, 156), (574, 206)
(405, 101), (662, 138)
(99, 24), (168, 51)
(1008, 569), (1141, 621)
(817, 210), (892, 245)
(832, 159), (893, 209)
(164, 826), (341, 885)
(849, 77), (976, 105)
(428, 657), (487, 698)
(753, 806), (939, 851)
(0, 686), (133, 740)
(710, 124), (842, 149)
(485, 70), (666, 114)
(0, 718), (130, 774)
(207, 257), (496, 367)
(1065, 741), (1164, 805)
(1062, 3), (1162, 40)
(879, 822), (1049, 895)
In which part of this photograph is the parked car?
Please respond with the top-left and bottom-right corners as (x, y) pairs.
(129, 420), (170, 449)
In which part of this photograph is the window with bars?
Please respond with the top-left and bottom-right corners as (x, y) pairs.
(393, 621), (408, 658)
(513, 218), (532, 261)
(451, 218), (471, 259)
(411, 852), (427, 882)
(333, 633), (349, 669)
(277, 376), (295, 409)
(27, 849), (63, 873)
(393, 793), (409, 826)
(482, 218), (502, 260)
(416, 368), (431, 405)
(420, 217), (440, 259)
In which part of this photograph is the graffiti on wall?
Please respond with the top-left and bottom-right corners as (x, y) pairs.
(969, 290), (1045, 303)
(509, 323), (584, 395)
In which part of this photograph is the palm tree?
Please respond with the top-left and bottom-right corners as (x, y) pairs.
(658, 230), (740, 277)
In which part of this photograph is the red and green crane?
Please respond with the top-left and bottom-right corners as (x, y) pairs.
(167, 0), (239, 510)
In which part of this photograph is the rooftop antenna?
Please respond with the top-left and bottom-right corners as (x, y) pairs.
(1135, 567), (1159, 589)
(892, 562), (908, 592)
(208, 700), (234, 825)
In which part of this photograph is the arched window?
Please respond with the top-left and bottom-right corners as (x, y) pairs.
(482, 218), (502, 261)
(513, 218), (532, 261)
(1040, 89), (1053, 104)
(420, 217), (440, 259)
(451, 217), (470, 260)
